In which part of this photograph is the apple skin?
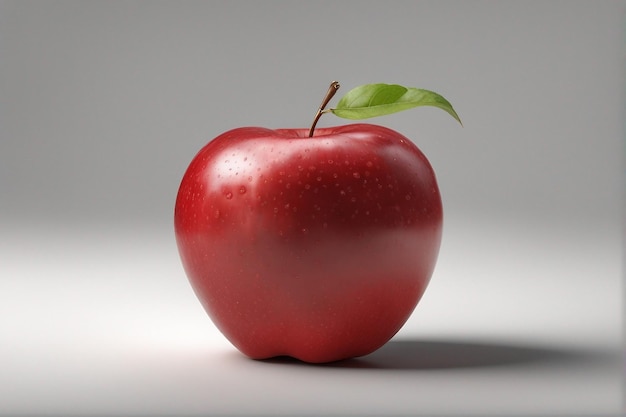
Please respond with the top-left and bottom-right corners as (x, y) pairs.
(174, 123), (442, 363)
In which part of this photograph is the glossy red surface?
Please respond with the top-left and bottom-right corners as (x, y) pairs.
(174, 123), (443, 363)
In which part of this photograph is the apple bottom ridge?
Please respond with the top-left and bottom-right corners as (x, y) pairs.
(196, 267), (432, 364)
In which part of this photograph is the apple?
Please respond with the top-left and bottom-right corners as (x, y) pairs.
(175, 82), (460, 363)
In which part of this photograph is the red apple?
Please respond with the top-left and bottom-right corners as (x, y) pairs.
(174, 82), (460, 363)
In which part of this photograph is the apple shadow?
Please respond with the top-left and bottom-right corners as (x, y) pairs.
(260, 338), (617, 370)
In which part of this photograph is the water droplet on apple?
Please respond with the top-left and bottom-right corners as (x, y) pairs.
(328, 159), (334, 164)
(239, 186), (247, 194)
(366, 161), (374, 168)
(353, 172), (361, 179)
(247, 176), (253, 182)
(225, 192), (233, 199)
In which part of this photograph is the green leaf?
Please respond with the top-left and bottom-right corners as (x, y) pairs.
(330, 83), (462, 125)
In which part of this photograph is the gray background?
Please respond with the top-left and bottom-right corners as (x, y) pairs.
(1, 0), (622, 230)
(0, 1), (624, 415)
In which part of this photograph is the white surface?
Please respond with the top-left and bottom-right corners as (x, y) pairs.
(0, 219), (621, 416)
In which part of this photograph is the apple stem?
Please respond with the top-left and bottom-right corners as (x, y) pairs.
(308, 81), (340, 137)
